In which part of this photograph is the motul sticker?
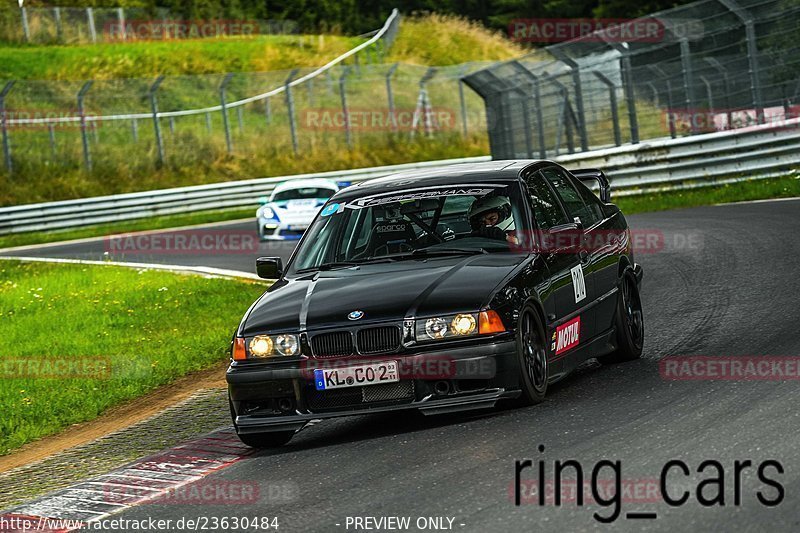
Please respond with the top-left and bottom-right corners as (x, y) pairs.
(552, 315), (581, 355)
(571, 264), (586, 303)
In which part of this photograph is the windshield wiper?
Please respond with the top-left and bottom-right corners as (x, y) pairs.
(379, 248), (490, 261)
(296, 261), (360, 273)
(413, 247), (489, 256)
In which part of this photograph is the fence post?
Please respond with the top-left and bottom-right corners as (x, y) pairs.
(679, 37), (697, 133)
(77, 81), (94, 171)
(339, 66), (353, 150)
(87, 8), (97, 44)
(264, 97), (272, 125)
(719, 0), (763, 124)
(606, 42), (639, 144)
(646, 82), (659, 107)
(117, 8), (127, 41)
(699, 75), (714, 112)
(219, 73), (235, 153)
(131, 118), (138, 141)
(593, 71), (621, 146)
(307, 78), (315, 107)
(550, 50), (589, 151)
(148, 75), (166, 166)
(0, 82), (15, 173)
(385, 63), (399, 132)
(205, 112), (212, 133)
(704, 58), (733, 129)
(48, 124), (56, 157)
(20, 7), (30, 42)
(54, 7), (63, 42)
(285, 69), (300, 155)
(169, 116), (175, 135)
(458, 66), (469, 137)
(510, 62), (546, 158)
(411, 68), (437, 137)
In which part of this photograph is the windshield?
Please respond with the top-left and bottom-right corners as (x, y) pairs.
(288, 182), (529, 274)
(272, 187), (336, 202)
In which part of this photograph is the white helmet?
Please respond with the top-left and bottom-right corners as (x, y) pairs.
(468, 195), (511, 229)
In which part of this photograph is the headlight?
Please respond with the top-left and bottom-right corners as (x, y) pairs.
(451, 313), (477, 335)
(246, 334), (300, 358)
(424, 318), (449, 339)
(417, 313), (479, 341)
(249, 335), (273, 357)
(260, 207), (276, 219)
(275, 334), (300, 356)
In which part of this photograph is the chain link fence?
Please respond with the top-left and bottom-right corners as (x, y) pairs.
(464, 0), (800, 159)
(1, 6), (299, 44)
(0, 10), (496, 181)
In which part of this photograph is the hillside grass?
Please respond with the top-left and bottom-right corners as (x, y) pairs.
(0, 260), (266, 454)
(0, 34), (364, 80)
(388, 13), (524, 65)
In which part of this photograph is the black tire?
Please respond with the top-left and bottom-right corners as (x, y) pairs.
(599, 273), (644, 364)
(515, 306), (548, 405)
(229, 397), (294, 448)
(237, 430), (294, 448)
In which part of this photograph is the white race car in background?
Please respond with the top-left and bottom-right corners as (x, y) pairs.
(257, 179), (342, 241)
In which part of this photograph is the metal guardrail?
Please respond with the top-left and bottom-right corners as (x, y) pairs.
(1, 117), (799, 235)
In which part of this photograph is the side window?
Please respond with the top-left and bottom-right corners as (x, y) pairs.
(570, 175), (605, 225)
(541, 167), (597, 226)
(524, 171), (569, 229)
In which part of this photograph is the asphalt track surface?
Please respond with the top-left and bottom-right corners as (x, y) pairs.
(3, 198), (800, 532)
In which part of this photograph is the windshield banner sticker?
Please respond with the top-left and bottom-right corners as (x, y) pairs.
(349, 186), (500, 208)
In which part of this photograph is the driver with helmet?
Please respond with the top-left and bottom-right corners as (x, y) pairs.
(467, 195), (518, 244)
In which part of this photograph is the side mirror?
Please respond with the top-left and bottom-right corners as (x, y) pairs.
(570, 168), (612, 203)
(258, 195), (269, 205)
(256, 257), (283, 279)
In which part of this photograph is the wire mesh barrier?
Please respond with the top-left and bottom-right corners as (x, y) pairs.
(0, 6), (299, 44)
(0, 9), (498, 182)
(463, 0), (800, 160)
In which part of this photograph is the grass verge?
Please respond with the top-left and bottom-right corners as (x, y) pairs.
(615, 173), (800, 214)
(0, 207), (255, 250)
(0, 260), (266, 455)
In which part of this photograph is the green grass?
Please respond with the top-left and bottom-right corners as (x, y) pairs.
(615, 173), (800, 214)
(0, 260), (266, 455)
(0, 34), (364, 80)
(0, 207), (255, 249)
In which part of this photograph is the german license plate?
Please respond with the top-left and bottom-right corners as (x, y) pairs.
(314, 361), (399, 391)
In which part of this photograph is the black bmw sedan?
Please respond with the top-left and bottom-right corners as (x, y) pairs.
(227, 160), (644, 447)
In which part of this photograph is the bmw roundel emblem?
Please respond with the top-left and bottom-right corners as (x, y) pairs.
(348, 310), (365, 321)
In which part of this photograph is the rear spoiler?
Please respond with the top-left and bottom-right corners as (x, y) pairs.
(570, 168), (611, 203)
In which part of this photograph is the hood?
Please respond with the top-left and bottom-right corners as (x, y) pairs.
(241, 254), (528, 335)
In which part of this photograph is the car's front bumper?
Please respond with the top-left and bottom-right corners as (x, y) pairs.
(227, 338), (519, 434)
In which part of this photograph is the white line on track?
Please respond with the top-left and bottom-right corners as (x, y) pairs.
(0, 217), (253, 254)
(0, 255), (262, 282)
